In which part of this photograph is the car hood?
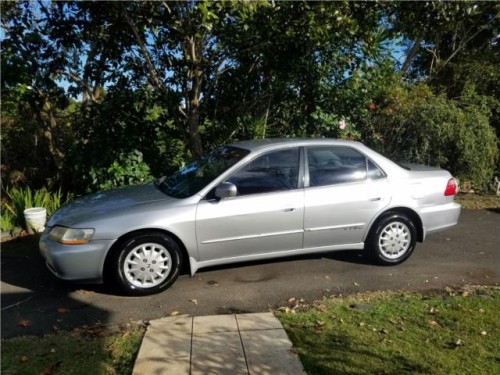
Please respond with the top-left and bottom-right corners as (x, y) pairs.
(47, 182), (170, 227)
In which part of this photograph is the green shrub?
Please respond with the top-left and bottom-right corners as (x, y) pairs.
(0, 209), (15, 233)
(3, 186), (70, 230)
(359, 82), (498, 190)
(88, 150), (153, 191)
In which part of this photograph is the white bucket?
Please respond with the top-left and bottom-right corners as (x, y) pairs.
(24, 207), (47, 234)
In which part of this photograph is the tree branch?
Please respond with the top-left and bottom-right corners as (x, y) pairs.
(122, 9), (165, 91)
(401, 37), (422, 73)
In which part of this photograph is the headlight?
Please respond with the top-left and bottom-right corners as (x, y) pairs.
(48, 226), (94, 245)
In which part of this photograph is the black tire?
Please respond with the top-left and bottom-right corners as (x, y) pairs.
(367, 213), (417, 265)
(113, 232), (182, 296)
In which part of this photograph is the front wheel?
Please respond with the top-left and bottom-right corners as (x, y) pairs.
(367, 214), (417, 265)
(113, 232), (182, 296)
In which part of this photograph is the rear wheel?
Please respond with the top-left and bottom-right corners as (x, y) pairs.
(367, 213), (417, 265)
(113, 232), (182, 296)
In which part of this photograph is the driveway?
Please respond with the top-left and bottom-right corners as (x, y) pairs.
(2, 209), (499, 338)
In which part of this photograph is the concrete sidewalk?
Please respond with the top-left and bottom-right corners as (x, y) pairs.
(132, 312), (306, 375)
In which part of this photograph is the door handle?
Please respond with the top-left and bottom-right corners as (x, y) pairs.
(284, 208), (296, 212)
(369, 197), (381, 201)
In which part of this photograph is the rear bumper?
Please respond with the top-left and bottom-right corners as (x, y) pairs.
(39, 231), (115, 282)
(419, 202), (461, 240)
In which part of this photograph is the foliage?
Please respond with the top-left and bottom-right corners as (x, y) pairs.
(88, 150), (153, 192)
(2, 186), (69, 230)
(278, 287), (500, 375)
(1, 1), (499, 195)
(353, 80), (498, 189)
(0, 209), (15, 233)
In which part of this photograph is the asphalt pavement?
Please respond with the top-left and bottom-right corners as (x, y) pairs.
(1, 209), (499, 338)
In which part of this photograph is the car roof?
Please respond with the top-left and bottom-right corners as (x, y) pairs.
(228, 138), (364, 152)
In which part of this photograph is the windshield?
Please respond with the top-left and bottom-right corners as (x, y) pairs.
(156, 146), (250, 198)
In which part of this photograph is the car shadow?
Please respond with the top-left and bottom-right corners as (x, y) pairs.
(1, 235), (372, 296)
(1, 236), (114, 338)
(195, 249), (372, 275)
(1, 235), (113, 296)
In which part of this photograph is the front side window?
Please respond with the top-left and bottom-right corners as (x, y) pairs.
(307, 147), (383, 187)
(156, 146), (250, 198)
(227, 148), (300, 196)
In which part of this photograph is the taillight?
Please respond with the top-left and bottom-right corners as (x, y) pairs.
(444, 178), (458, 196)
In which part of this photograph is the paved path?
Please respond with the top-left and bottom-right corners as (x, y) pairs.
(132, 313), (305, 375)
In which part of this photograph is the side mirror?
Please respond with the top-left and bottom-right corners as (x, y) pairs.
(215, 182), (238, 199)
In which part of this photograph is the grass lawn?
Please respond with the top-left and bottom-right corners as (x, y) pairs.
(2, 288), (498, 374)
(278, 286), (500, 375)
(1, 326), (144, 375)
(455, 193), (499, 210)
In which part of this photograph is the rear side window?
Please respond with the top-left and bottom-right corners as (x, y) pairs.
(227, 148), (300, 195)
(307, 147), (384, 187)
(367, 159), (385, 180)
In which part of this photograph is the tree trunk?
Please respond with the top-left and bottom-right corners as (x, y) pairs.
(402, 37), (422, 73)
(184, 32), (204, 159)
(187, 68), (203, 159)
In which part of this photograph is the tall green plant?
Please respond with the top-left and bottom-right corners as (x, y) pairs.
(0, 210), (15, 233)
(3, 186), (69, 230)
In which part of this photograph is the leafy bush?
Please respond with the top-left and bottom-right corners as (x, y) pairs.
(358, 82), (498, 190)
(3, 186), (69, 230)
(88, 150), (153, 191)
(0, 210), (15, 233)
(69, 87), (187, 194)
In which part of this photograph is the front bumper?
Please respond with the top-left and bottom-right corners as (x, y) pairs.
(39, 231), (116, 282)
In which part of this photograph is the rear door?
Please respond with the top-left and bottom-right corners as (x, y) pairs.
(304, 146), (390, 248)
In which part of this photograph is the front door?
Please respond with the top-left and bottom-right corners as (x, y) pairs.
(196, 148), (304, 261)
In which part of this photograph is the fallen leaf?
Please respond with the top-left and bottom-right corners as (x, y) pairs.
(20, 356), (29, 363)
(42, 361), (62, 374)
(429, 320), (439, 326)
(18, 319), (30, 327)
(76, 289), (95, 295)
(170, 310), (180, 316)
(57, 307), (70, 313)
(189, 299), (198, 305)
(287, 297), (296, 303)
(353, 282), (360, 286)
(324, 275), (331, 280)
(380, 328), (389, 334)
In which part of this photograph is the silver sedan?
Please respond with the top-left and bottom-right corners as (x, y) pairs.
(40, 139), (461, 295)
